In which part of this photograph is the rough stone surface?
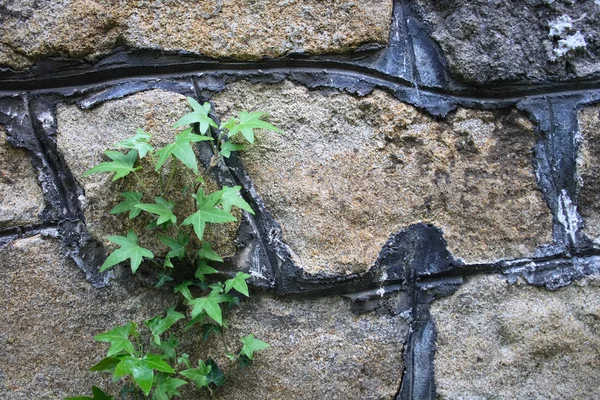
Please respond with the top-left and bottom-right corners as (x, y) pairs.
(432, 274), (600, 400)
(0, 235), (178, 399)
(578, 103), (600, 242)
(0, 0), (393, 70)
(56, 89), (239, 258)
(214, 81), (552, 274)
(205, 295), (407, 400)
(0, 235), (406, 399)
(413, 0), (600, 84)
(0, 127), (44, 227)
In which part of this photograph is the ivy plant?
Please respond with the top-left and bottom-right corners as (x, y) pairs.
(68, 97), (279, 399)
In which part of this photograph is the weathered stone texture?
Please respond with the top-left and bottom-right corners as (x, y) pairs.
(214, 81), (552, 274)
(0, 0), (393, 70)
(0, 235), (178, 399)
(206, 295), (407, 400)
(432, 274), (600, 400)
(56, 89), (239, 258)
(578, 103), (600, 241)
(413, 0), (600, 84)
(0, 127), (44, 227)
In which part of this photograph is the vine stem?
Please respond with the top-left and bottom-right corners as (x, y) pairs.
(132, 170), (147, 191)
(162, 157), (178, 196)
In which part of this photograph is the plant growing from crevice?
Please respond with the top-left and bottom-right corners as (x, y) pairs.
(67, 97), (279, 400)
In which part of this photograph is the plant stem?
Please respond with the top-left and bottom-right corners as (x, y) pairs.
(162, 157), (178, 196)
(132, 170), (147, 191)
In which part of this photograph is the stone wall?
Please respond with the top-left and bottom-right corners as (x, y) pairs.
(1, 1), (600, 399)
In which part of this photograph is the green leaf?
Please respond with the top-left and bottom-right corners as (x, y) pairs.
(224, 271), (252, 297)
(173, 98), (218, 135)
(238, 354), (252, 368)
(110, 191), (143, 219)
(197, 242), (223, 262)
(158, 232), (189, 260)
(182, 188), (236, 241)
(154, 128), (213, 174)
(115, 354), (175, 397)
(227, 111), (282, 144)
(152, 373), (187, 400)
(188, 291), (229, 325)
(240, 334), (270, 360)
(218, 185), (254, 215)
(200, 324), (221, 342)
(65, 386), (114, 400)
(219, 117), (237, 131)
(101, 230), (154, 273)
(219, 141), (246, 158)
(152, 335), (179, 361)
(195, 260), (219, 282)
(155, 272), (174, 288)
(145, 306), (185, 345)
(89, 356), (121, 372)
(205, 359), (225, 387)
(180, 360), (212, 389)
(136, 197), (177, 225)
(174, 280), (194, 302)
(115, 128), (154, 158)
(177, 353), (191, 368)
(83, 150), (141, 181)
(94, 322), (138, 357)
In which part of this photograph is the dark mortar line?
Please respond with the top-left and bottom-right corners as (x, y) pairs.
(399, 0), (418, 86)
(24, 95), (81, 221)
(3, 60), (600, 104)
(0, 222), (59, 240)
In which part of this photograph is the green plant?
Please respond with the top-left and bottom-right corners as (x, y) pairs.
(68, 97), (279, 399)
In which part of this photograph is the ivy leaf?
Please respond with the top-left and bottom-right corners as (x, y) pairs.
(239, 334), (270, 360)
(89, 356), (122, 373)
(115, 354), (175, 396)
(227, 111), (282, 144)
(182, 188), (237, 241)
(224, 271), (252, 297)
(152, 373), (187, 400)
(188, 291), (229, 325)
(136, 197), (177, 226)
(219, 141), (246, 158)
(151, 335), (179, 361)
(155, 273), (174, 288)
(158, 232), (189, 260)
(195, 260), (219, 282)
(65, 386), (114, 400)
(218, 185), (254, 215)
(238, 354), (252, 368)
(145, 306), (185, 345)
(174, 280), (194, 302)
(200, 324), (221, 342)
(154, 128), (213, 174)
(94, 322), (138, 357)
(83, 150), (141, 181)
(115, 128), (154, 158)
(101, 230), (154, 273)
(177, 353), (191, 368)
(205, 359), (225, 388)
(197, 242), (223, 262)
(111, 191), (143, 219)
(173, 98), (218, 135)
(180, 360), (212, 389)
